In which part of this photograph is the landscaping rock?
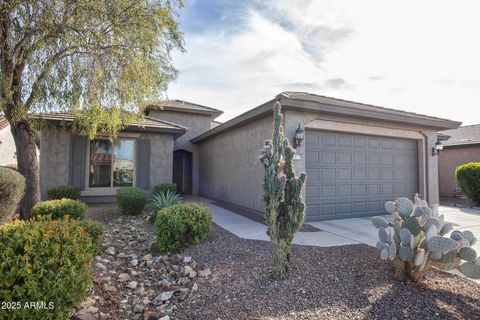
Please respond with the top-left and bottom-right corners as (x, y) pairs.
(74, 212), (207, 319)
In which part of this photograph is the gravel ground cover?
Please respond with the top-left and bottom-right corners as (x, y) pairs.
(177, 224), (480, 320)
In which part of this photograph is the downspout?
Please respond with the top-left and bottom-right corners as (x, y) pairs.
(419, 131), (429, 202)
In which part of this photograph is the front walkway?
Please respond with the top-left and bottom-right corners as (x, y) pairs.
(192, 197), (480, 283)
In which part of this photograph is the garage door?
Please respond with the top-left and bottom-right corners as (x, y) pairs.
(305, 130), (419, 221)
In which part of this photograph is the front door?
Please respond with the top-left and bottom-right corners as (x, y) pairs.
(173, 150), (192, 194)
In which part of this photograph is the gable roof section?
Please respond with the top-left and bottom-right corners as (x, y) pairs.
(0, 116), (9, 130)
(440, 124), (480, 147)
(146, 100), (223, 119)
(35, 112), (188, 135)
(191, 91), (462, 143)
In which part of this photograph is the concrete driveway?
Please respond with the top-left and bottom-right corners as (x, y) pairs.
(307, 206), (480, 254)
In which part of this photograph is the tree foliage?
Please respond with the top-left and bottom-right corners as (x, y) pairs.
(1, 0), (184, 136)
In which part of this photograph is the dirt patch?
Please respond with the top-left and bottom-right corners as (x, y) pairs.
(176, 224), (480, 320)
(210, 200), (321, 232)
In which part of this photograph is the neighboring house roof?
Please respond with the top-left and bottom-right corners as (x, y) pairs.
(191, 91), (462, 143)
(0, 116), (9, 130)
(211, 120), (223, 129)
(35, 112), (188, 135)
(145, 100), (223, 118)
(440, 124), (480, 147)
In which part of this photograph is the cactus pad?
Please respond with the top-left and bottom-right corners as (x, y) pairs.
(435, 260), (457, 271)
(450, 231), (464, 242)
(459, 261), (480, 279)
(414, 206), (431, 217)
(436, 251), (456, 264)
(399, 228), (411, 245)
(459, 247), (478, 262)
(463, 230), (475, 242)
(398, 245), (415, 262)
(440, 223), (453, 236)
(372, 216), (389, 229)
(378, 228), (388, 243)
(426, 225), (438, 241)
(414, 249), (426, 267)
(396, 198), (413, 217)
(427, 236), (458, 253)
(380, 248), (389, 260)
(376, 241), (388, 251)
(385, 201), (396, 214)
(403, 217), (421, 236)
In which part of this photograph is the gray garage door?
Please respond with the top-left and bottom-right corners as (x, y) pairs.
(305, 130), (419, 221)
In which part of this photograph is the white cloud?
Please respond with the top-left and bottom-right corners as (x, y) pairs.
(169, 0), (480, 125)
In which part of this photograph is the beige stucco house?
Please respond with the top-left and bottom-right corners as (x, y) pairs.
(39, 92), (461, 221)
(438, 124), (480, 197)
(0, 116), (18, 167)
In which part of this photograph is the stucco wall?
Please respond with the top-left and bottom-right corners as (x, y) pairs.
(438, 145), (480, 196)
(40, 126), (174, 201)
(197, 115), (273, 212)
(0, 127), (17, 166)
(196, 107), (444, 215)
(148, 110), (213, 194)
(40, 127), (71, 199)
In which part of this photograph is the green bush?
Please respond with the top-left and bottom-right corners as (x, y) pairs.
(47, 185), (81, 200)
(155, 203), (212, 252)
(80, 219), (104, 253)
(0, 167), (25, 224)
(456, 162), (480, 206)
(0, 216), (96, 319)
(154, 183), (177, 195)
(116, 187), (147, 215)
(31, 198), (87, 220)
(148, 190), (183, 221)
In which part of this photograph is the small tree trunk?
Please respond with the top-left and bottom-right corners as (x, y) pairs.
(10, 120), (40, 219)
(272, 240), (291, 279)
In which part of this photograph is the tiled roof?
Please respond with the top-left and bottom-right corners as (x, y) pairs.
(35, 112), (187, 133)
(146, 100), (223, 118)
(0, 116), (9, 130)
(280, 91), (459, 123)
(441, 124), (480, 147)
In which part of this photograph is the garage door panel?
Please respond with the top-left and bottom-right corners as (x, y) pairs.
(305, 130), (419, 221)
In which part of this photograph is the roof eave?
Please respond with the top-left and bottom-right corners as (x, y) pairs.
(146, 105), (223, 119)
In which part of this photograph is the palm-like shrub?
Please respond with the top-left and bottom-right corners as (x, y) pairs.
(148, 190), (183, 221)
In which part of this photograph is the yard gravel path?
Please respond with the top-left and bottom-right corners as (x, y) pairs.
(176, 224), (480, 320)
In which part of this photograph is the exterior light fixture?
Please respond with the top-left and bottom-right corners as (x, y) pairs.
(432, 140), (443, 156)
(293, 124), (304, 149)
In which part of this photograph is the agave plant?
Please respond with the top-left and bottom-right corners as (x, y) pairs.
(148, 190), (183, 222)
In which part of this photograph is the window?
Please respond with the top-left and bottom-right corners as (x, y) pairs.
(89, 139), (135, 188)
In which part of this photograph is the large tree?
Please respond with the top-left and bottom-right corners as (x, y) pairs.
(0, 0), (184, 218)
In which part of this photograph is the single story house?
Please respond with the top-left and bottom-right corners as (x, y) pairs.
(38, 92), (461, 221)
(0, 116), (19, 167)
(438, 124), (480, 197)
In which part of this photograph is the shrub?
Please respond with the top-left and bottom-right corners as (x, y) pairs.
(0, 167), (25, 224)
(80, 219), (104, 253)
(456, 162), (480, 206)
(47, 185), (81, 200)
(154, 183), (177, 195)
(31, 198), (87, 220)
(116, 187), (147, 215)
(371, 195), (479, 281)
(0, 216), (96, 319)
(155, 203), (212, 252)
(148, 190), (183, 221)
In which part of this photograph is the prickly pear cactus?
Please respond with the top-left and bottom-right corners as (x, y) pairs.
(259, 102), (307, 279)
(371, 194), (480, 281)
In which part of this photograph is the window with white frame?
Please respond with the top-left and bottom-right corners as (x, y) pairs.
(89, 139), (135, 188)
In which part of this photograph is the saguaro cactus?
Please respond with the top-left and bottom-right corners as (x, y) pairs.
(259, 102), (307, 279)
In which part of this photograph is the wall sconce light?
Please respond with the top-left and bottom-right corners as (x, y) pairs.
(293, 124), (304, 149)
(432, 140), (443, 156)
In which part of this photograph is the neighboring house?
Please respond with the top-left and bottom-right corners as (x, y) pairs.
(0, 116), (17, 166)
(438, 124), (480, 197)
(38, 92), (461, 221)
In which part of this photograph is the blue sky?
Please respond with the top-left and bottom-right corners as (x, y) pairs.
(167, 0), (480, 125)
